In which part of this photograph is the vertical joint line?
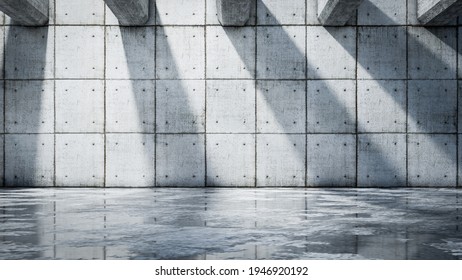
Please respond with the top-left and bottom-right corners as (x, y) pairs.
(2, 21), (5, 186)
(154, 2), (158, 187)
(53, 23), (56, 187)
(304, 20), (308, 188)
(103, 3), (107, 188)
(355, 16), (359, 188)
(456, 24), (460, 187)
(204, 1), (208, 187)
(254, 0), (258, 188)
(405, 20), (409, 187)
(52, 0), (57, 187)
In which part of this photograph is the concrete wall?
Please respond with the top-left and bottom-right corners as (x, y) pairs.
(0, 0), (461, 187)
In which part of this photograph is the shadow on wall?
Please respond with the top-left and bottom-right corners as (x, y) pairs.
(223, 0), (460, 187)
(224, 2), (360, 187)
(335, 6), (459, 187)
(103, 0), (156, 187)
(106, 27), (155, 187)
(2, 0), (460, 187)
(153, 7), (211, 187)
(106, 0), (212, 187)
(225, 24), (310, 187)
(4, 25), (53, 187)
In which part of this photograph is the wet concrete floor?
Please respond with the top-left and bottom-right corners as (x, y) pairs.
(0, 188), (461, 260)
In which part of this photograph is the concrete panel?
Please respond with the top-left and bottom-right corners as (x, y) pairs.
(156, 80), (205, 133)
(358, 27), (407, 79)
(307, 80), (356, 133)
(460, 27), (462, 79)
(55, 80), (105, 133)
(408, 27), (457, 79)
(106, 134), (155, 187)
(56, 134), (104, 187)
(257, 0), (305, 25)
(206, 134), (255, 186)
(256, 134), (305, 186)
(358, 0), (407, 25)
(56, 0), (104, 24)
(156, 134), (205, 187)
(156, 0), (205, 25)
(55, 26), (104, 79)
(106, 0), (156, 25)
(408, 134), (457, 187)
(358, 80), (407, 133)
(156, 27), (205, 79)
(5, 26), (53, 79)
(206, 26), (255, 79)
(459, 134), (462, 186)
(459, 81), (462, 132)
(206, 0), (256, 25)
(307, 0), (320, 24)
(0, 135), (3, 185)
(207, 80), (255, 133)
(5, 134), (54, 186)
(408, 0), (419, 24)
(408, 80), (457, 133)
(5, 80), (54, 133)
(0, 28), (4, 77)
(106, 26), (155, 79)
(106, 80), (155, 133)
(307, 134), (356, 187)
(256, 26), (306, 79)
(358, 134), (406, 187)
(257, 80), (306, 133)
(0, 81), (3, 132)
(307, 26), (356, 79)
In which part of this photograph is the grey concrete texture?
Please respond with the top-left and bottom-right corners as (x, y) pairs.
(104, 0), (149, 26)
(418, 0), (462, 25)
(216, 0), (252, 26)
(1, 0), (462, 187)
(0, 0), (48, 26)
(318, 0), (364, 26)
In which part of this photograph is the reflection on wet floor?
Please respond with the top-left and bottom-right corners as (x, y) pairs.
(0, 188), (461, 260)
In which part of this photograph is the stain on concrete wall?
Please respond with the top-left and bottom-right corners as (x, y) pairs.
(1, 0), (461, 187)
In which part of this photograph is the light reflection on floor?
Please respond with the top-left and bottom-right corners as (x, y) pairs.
(0, 188), (461, 260)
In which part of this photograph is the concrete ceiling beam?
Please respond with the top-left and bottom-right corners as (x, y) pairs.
(0, 0), (48, 26)
(216, 0), (252, 26)
(104, 0), (150, 26)
(318, 0), (364, 26)
(418, 0), (462, 25)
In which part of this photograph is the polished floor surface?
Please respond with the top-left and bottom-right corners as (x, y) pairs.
(0, 188), (461, 260)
